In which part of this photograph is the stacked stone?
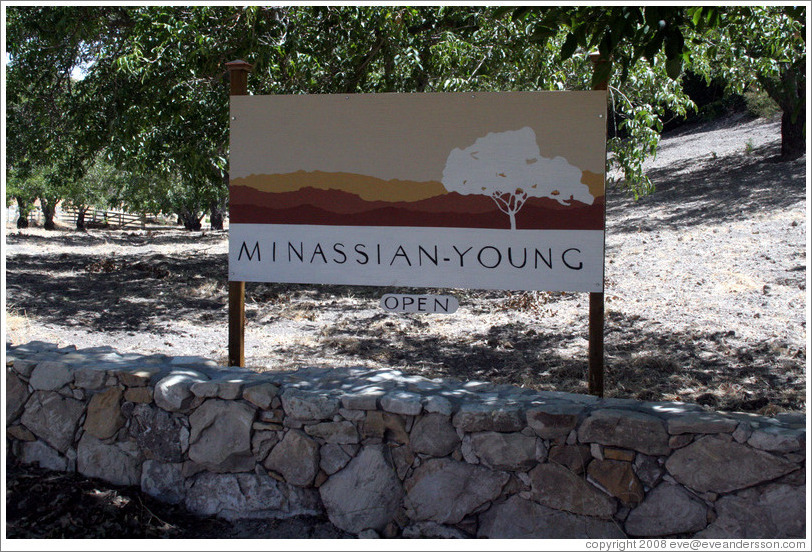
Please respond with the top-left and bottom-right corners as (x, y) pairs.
(6, 341), (806, 538)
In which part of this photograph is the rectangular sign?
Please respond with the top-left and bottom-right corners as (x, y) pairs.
(229, 91), (606, 292)
(380, 294), (459, 314)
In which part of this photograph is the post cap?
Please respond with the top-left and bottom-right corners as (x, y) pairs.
(226, 60), (254, 72)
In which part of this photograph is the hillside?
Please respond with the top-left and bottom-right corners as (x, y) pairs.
(230, 184), (605, 230)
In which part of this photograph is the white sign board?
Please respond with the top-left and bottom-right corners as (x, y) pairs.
(229, 92), (606, 292)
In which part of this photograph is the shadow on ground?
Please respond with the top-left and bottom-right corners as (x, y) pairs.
(607, 144), (806, 234)
(258, 304), (805, 413)
(6, 251), (228, 335)
(6, 233), (805, 414)
(4, 228), (229, 249)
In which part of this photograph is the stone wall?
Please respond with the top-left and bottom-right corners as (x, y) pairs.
(5, 340), (806, 538)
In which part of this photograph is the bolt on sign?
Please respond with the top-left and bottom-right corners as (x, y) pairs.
(229, 91), (606, 292)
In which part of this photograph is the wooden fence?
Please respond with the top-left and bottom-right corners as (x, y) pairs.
(59, 206), (154, 229)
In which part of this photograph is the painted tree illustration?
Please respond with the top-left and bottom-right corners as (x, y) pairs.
(442, 127), (593, 230)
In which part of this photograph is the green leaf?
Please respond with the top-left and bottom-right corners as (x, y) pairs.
(510, 7), (533, 22)
(491, 6), (514, 19)
(530, 24), (557, 43)
(690, 7), (704, 26)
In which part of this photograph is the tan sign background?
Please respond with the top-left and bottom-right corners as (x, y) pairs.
(231, 91), (606, 182)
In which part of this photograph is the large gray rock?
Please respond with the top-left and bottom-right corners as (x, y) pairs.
(11, 358), (39, 377)
(478, 495), (626, 538)
(19, 440), (69, 472)
(185, 472), (321, 521)
(471, 431), (538, 471)
(404, 457), (509, 525)
(319, 443), (352, 475)
(362, 410), (410, 444)
(154, 372), (207, 412)
(77, 433), (143, 486)
(756, 483), (805, 537)
(281, 388), (340, 420)
(452, 403), (524, 432)
(320, 446), (403, 534)
(410, 413), (460, 457)
(699, 484), (805, 538)
(129, 404), (186, 463)
(380, 391), (423, 416)
(578, 409), (669, 456)
(140, 460), (185, 504)
(189, 399), (255, 472)
(72, 366), (108, 390)
(242, 382), (279, 409)
(6, 370), (29, 422)
(251, 430), (279, 462)
(526, 404), (584, 440)
(528, 462), (616, 519)
(548, 444), (592, 475)
(666, 412), (737, 435)
(264, 429), (320, 486)
(423, 395), (453, 416)
(625, 483), (707, 536)
(115, 366), (163, 387)
(190, 380), (243, 400)
(340, 388), (384, 410)
(84, 387), (124, 440)
(20, 391), (85, 453)
(665, 435), (797, 493)
(698, 495), (775, 538)
(304, 421), (359, 444)
(634, 454), (663, 487)
(402, 521), (469, 539)
(28, 360), (73, 390)
(747, 426), (804, 452)
(391, 445), (415, 479)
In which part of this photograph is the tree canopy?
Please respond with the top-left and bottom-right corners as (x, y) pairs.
(5, 5), (806, 229)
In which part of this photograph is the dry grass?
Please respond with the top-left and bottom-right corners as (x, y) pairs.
(5, 308), (35, 346)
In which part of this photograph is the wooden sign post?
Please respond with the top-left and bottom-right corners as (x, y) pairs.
(588, 52), (608, 397)
(227, 60), (252, 368)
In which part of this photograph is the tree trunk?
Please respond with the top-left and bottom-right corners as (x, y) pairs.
(75, 207), (88, 231)
(762, 65), (805, 159)
(178, 208), (203, 231)
(40, 198), (57, 230)
(780, 106), (805, 158)
(209, 199), (225, 230)
(15, 197), (30, 228)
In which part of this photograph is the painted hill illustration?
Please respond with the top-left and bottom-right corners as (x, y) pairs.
(230, 170), (604, 230)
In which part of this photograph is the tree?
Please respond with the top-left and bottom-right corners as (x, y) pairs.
(505, 5), (806, 163)
(62, 155), (125, 230)
(6, 4), (802, 217)
(5, 6), (115, 229)
(6, 168), (40, 228)
(686, 6), (806, 157)
(442, 127), (593, 230)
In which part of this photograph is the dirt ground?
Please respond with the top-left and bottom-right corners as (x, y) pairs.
(2, 111), (808, 542)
